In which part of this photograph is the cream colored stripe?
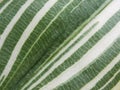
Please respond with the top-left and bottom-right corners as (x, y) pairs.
(81, 53), (120, 90)
(40, 21), (120, 90)
(0, 0), (3, 3)
(100, 70), (120, 90)
(112, 81), (120, 90)
(23, 0), (119, 89)
(0, 0), (34, 49)
(22, 0), (76, 90)
(0, 0), (57, 85)
(0, 0), (13, 14)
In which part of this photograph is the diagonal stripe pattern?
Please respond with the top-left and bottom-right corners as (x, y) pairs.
(0, 0), (120, 90)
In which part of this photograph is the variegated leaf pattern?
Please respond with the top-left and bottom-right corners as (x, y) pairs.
(0, 0), (120, 90)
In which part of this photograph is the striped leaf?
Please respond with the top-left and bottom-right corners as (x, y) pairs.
(0, 0), (120, 90)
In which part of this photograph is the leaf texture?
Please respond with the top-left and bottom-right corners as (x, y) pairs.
(0, 0), (120, 90)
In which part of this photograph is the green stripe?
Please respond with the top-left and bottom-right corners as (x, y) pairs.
(0, 0), (76, 89)
(0, 0), (49, 75)
(0, 0), (10, 9)
(102, 71), (120, 90)
(55, 38), (120, 90)
(91, 61), (120, 90)
(0, 0), (120, 90)
(18, 20), (99, 90)
(33, 9), (120, 89)
(13, 0), (110, 89)
(0, 0), (27, 34)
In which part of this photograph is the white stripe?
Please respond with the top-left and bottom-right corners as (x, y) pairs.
(0, 0), (3, 3)
(21, 0), (74, 89)
(0, 0), (34, 49)
(0, 0), (13, 14)
(24, 0), (120, 89)
(40, 22), (120, 90)
(112, 81), (120, 90)
(81, 53), (120, 90)
(27, 22), (99, 90)
(100, 69), (120, 90)
(0, 0), (57, 85)
(21, 22), (97, 90)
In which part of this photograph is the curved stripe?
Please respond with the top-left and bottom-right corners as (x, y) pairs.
(30, 21), (120, 90)
(21, 0), (113, 88)
(0, 0), (13, 14)
(0, 0), (120, 89)
(100, 70), (120, 90)
(21, 22), (98, 90)
(81, 53), (120, 90)
(0, 0), (34, 49)
(39, 22), (120, 90)
(0, 0), (27, 35)
(0, 0), (10, 9)
(0, 0), (58, 86)
(36, 9), (120, 89)
(22, 0), (118, 89)
(5, 0), (75, 89)
(90, 58), (120, 90)
(27, 22), (99, 89)
(55, 38), (120, 90)
(16, 0), (110, 88)
(13, 0), (73, 74)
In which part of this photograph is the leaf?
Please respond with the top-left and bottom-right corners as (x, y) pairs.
(0, 0), (120, 90)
